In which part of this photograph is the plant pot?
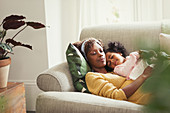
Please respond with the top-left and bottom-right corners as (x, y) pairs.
(0, 57), (11, 88)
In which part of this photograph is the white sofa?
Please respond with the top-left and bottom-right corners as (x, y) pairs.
(36, 21), (170, 113)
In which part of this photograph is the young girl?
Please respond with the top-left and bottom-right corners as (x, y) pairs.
(105, 42), (155, 80)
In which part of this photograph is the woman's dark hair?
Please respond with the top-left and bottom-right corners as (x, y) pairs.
(84, 38), (103, 55)
(73, 38), (103, 55)
(105, 41), (128, 57)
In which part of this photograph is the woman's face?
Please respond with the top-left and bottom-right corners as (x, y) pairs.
(106, 52), (125, 69)
(86, 42), (106, 69)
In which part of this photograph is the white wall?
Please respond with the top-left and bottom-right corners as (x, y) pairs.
(44, 0), (80, 68)
(163, 0), (170, 19)
(0, 0), (48, 111)
(44, 0), (63, 68)
(60, 0), (80, 62)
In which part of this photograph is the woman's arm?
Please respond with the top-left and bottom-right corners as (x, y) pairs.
(85, 72), (128, 100)
(122, 66), (153, 98)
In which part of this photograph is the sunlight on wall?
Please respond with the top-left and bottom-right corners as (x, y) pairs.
(44, 0), (63, 68)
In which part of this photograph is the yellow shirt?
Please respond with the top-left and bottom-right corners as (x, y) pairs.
(85, 72), (151, 105)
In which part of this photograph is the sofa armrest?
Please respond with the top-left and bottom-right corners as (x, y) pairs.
(37, 62), (75, 92)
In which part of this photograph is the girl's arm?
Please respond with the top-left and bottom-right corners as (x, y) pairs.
(122, 66), (153, 98)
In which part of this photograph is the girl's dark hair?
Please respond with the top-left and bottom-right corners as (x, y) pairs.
(104, 41), (128, 72)
(105, 41), (128, 57)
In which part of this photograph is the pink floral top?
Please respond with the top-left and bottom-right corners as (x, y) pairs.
(114, 52), (140, 79)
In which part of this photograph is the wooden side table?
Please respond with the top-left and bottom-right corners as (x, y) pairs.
(0, 82), (26, 113)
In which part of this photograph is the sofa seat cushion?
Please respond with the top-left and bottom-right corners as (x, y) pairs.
(36, 92), (143, 113)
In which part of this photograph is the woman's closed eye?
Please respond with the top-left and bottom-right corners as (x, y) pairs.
(99, 49), (104, 53)
(90, 51), (97, 55)
(100, 50), (103, 53)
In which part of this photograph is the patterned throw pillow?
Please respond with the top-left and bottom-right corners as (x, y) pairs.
(66, 43), (91, 93)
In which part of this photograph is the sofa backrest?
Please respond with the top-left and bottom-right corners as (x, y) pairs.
(80, 21), (162, 54)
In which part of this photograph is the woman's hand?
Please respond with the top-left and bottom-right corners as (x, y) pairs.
(142, 66), (153, 79)
(122, 66), (153, 98)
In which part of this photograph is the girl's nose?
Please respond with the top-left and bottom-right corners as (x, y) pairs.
(111, 59), (114, 63)
(108, 59), (112, 62)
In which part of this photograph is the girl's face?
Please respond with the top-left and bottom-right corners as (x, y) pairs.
(86, 42), (106, 69)
(106, 52), (125, 69)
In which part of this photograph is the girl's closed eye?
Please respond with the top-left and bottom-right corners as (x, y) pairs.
(110, 55), (114, 59)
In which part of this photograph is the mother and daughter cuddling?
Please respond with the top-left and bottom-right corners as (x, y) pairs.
(69, 37), (155, 105)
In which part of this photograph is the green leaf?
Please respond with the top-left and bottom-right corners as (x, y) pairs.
(0, 43), (12, 53)
(142, 50), (170, 113)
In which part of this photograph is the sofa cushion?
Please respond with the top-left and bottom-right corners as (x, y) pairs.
(36, 92), (143, 113)
(159, 33), (170, 54)
(80, 22), (161, 53)
(66, 43), (91, 93)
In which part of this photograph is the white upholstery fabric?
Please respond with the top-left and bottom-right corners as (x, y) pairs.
(37, 62), (75, 92)
(36, 92), (143, 113)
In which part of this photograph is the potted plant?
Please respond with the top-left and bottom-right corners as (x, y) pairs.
(0, 15), (45, 88)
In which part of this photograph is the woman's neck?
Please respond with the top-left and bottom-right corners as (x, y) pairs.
(92, 67), (107, 73)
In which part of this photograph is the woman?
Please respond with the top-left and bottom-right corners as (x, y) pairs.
(80, 38), (107, 73)
(80, 38), (152, 105)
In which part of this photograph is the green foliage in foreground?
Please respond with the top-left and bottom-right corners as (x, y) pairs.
(142, 49), (170, 113)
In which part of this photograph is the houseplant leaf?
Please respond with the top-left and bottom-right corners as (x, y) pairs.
(26, 22), (45, 29)
(0, 14), (45, 59)
(3, 20), (25, 30)
(2, 15), (26, 23)
(6, 39), (32, 50)
(0, 43), (12, 53)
